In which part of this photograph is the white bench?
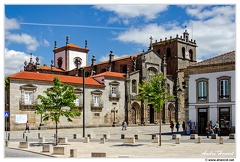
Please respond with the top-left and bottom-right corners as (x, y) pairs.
(124, 137), (135, 144)
(19, 142), (28, 148)
(42, 144), (53, 153)
(53, 146), (68, 155)
(172, 134), (181, 139)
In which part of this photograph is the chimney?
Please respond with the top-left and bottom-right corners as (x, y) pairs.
(91, 55), (96, 66)
(109, 51), (114, 62)
(85, 40), (88, 49)
(66, 36), (69, 45)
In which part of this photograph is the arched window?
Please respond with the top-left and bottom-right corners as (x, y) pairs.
(182, 47), (185, 59)
(132, 80), (137, 93)
(57, 57), (63, 68)
(189, 49), (193, 61)
(167, 48), (171, 58)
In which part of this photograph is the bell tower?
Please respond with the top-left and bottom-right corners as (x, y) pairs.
(53, 36), (89, 71)
(152, 30), (197, 79)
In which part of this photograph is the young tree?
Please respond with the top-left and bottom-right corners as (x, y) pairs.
(35, 77), (80, 145)
(138, 72), (174, 146)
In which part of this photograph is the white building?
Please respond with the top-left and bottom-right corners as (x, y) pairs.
(183, 51), (235, 135)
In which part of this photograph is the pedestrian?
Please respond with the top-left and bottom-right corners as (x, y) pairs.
(122, 120), (127, 130)
(215, 120), (221, 136)
(176, 121), (180, 132)
(170, 121), (174, 134)
(207, 120), (214, 138)
(24, 121), (30, 133)
(182, 121), (186, 133)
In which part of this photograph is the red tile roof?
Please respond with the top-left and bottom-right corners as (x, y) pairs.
(92, 71), (126, 79)
(39, 66), (65, 72)
(8, 71), (104, 87)
(189, 51), (235, 68)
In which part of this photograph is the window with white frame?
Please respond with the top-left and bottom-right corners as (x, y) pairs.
(111, 86), (117, 97)
(93, 95), (99, 106)
(217, 76), (231, 101)
(196, 78), (208, 102)
(220, 80), (229, 99)
(24, 91), (33, 105)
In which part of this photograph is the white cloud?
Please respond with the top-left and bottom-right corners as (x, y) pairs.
(4, 48), (40, 76)
(5, 16), (40, 52)
(4, 17), (20, 30)
(94, 4), (168, 22)
(99, 53), (129, 62)
(115, 5), (236, 61)
(43, 39), (50, 47)
(5, 32), (39, 51)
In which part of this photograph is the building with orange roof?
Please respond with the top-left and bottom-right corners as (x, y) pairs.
(6, 30), (235, 132)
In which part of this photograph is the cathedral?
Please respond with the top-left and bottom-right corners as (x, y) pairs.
(5, 30), (197, 130)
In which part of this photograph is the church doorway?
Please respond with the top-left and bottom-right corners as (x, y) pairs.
(149, 104), (155, 123)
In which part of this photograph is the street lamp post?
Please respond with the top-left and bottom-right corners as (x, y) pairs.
(79, 68), (85, 137)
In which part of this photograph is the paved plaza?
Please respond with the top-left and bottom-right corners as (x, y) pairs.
(4, 124), (236, 159)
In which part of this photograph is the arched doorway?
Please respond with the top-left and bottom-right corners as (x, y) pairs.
(129, 102), (141, 124)
(168, 103), (175, 122)
(130, 108), (136, 124)
(149, 104), (155, 123)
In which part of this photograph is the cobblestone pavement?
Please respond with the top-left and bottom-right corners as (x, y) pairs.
(4, 124), (237, 159)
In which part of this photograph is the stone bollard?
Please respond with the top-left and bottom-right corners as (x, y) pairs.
(219, 137), (223, 144)
(190, 134), (198, 139)
(39, 137), (45, 143)
(175, 138), (180, 144)
(152, 134), (157, 139)
(103, 134), (110, 139)
(53, 146), (67, 155)
(100, 138), (105, 144)
(84, 137), (90, 143)
(152, 136), (159, 143)
(58, 137), (68, 144)
(229, 133), (235, 139)
(172, 134), (181, 139)
(42, 144), (53, 153)
(5, 141), (9, 147)
(121, 134), (125, 139)
(19, 142), (28, 148)
(91, 152), (106, 157)
(70, 149), (77, 157)
(197, 137), (201, 143)
(73, 134), (81, 139)
(134, 134), (139, 140)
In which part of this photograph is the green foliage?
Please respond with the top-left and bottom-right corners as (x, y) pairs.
(137, 72), (174, 112)
(5, 77), (9, 88)
(35, 77), (81, 123)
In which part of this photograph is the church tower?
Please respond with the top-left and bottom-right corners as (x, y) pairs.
(53, 36), (89, 71)
(152, 30), (197, 122)
(152, 30), (197, 79)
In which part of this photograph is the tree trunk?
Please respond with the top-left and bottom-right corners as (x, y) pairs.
(159, 110), (162, 146)
(55, 121), (58, 145)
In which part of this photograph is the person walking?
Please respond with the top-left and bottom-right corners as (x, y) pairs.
(24, 121), (30, 133)
(207, 120), (214, 138)
(182, 121), (186, 134)
(215, 120), (221, 136)
(122, 120), (127, 130)
(176, 121), (180, 132)
(170, 121), (174, 134)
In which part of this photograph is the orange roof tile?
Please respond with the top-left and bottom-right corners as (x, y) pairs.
(39, 66), (65, 72)
(9, 71), (104, 87)
(67, 43), (81, 48)
(92, 71), (126, 78)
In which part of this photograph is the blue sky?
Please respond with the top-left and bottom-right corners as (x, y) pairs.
(3, 1), (237, 76)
